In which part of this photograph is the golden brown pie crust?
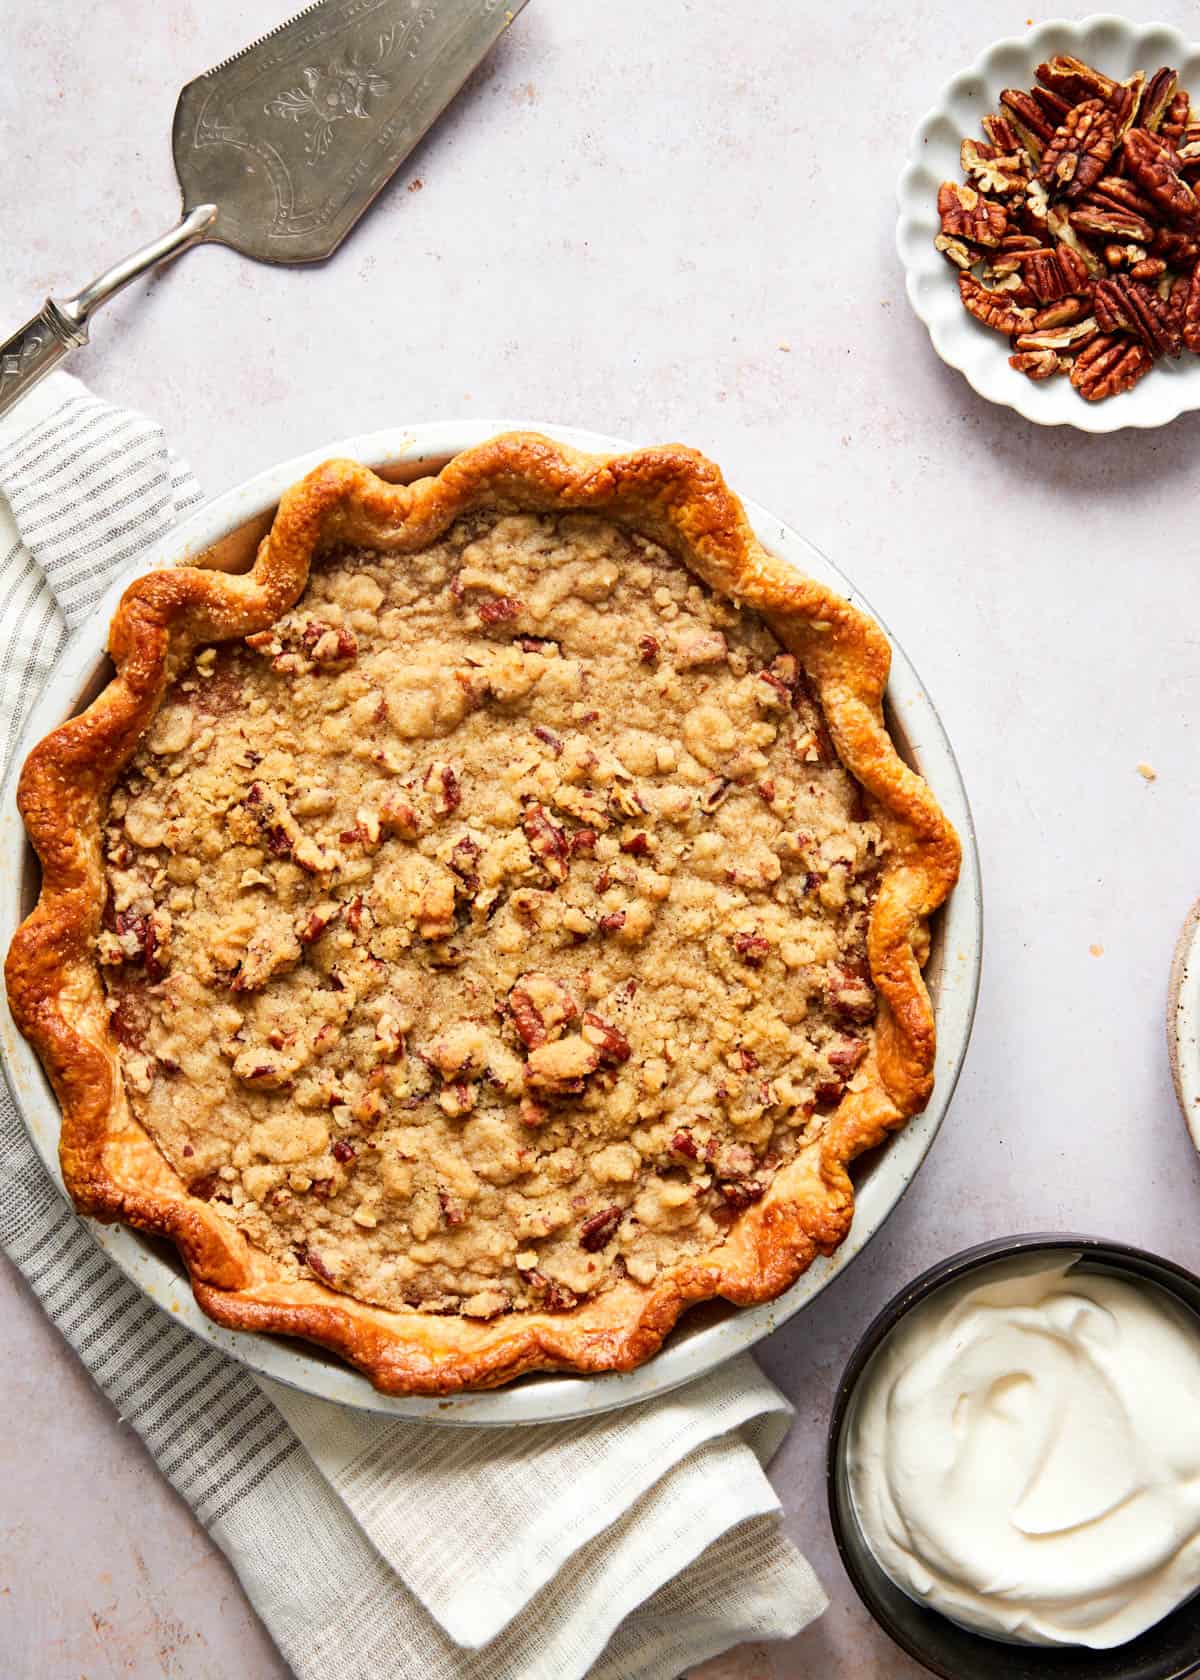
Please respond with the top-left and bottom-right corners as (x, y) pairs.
(5, 433), (960, 1394)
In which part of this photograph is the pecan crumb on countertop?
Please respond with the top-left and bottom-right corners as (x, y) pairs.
(99, 510), (884, 1319)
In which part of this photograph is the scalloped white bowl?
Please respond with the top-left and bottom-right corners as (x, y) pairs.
(897, 13), (1200, 431)
(0, 420), (982, 1422)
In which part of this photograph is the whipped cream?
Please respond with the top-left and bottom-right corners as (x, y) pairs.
(847, 1255), (1200, 1648)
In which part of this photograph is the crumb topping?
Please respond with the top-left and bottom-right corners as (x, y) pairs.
(99, 511), (883, 1318)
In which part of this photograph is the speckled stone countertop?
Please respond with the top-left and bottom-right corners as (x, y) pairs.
(4, 1), (1200, 1675)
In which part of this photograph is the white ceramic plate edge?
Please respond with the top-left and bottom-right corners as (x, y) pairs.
(896, 13), (1200, 432)
(1169, 898), (1200, 1144)
(0, 418), (982, 1423)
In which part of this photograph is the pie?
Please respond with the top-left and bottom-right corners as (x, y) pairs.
(5, 433), (960, 1394)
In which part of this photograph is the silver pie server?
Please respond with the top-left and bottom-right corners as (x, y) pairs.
(0, 0), (529, 420)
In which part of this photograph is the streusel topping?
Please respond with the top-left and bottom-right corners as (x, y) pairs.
(99, 512), (883, 1318)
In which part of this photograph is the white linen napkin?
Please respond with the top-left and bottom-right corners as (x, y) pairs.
(0, 372), (825, 1680)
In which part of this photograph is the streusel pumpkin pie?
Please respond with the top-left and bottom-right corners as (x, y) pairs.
(6, 434), (959, 1393)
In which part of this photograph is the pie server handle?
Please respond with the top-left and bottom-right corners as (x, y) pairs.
(0, 205), (216, 422)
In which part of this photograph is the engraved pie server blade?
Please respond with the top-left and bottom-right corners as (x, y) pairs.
(0, 0), (529, 420)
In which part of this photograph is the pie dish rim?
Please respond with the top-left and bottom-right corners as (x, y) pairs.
(0, 418), (982, 1422)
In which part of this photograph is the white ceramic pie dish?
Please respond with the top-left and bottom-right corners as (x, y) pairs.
(897, 13), (1200, 432)
(0, 419), (982, 1423)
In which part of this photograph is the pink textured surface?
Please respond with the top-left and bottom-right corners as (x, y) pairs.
(5, 1), (1200, 1675)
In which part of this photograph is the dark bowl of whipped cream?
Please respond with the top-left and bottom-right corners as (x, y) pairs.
(827, 1234), (1200, 1679)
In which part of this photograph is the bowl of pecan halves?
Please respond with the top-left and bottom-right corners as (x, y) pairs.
(897, 15), (1200, 430)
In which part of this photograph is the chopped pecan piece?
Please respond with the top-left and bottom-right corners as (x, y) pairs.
(1038, 99), (1116, 199)
(1009, 349), (1064, 381)
(597, 910), (627, 934)
(578, 1205), (622, 1252)
(298, 901), (343, 944)
(828, 1035), (868, 1076)
(670, 1129), (701, 1160)
(331, 1139), (356, 1164)
(423, 761), (461, 817)
(477, 595), (524, 625)
(448, 833), (482, 893)
(937, 180), (1008, 247)
(517, 1264), (579, 1311)
(934, 233), (977, 270)
(718, 1178), (766, 1211)
(522, 801), (569, 883)
(698, 777), (731, 814)
(957, 272), (1033, 336)
(672, 628), (728, 669)
(533, 724), (564, 757)
(1123, 127), (1200, 226)
(379, 792), (422, 840)
(508, 972), (578, 1049)
(827, 964), (876, 1026)
(580, 1012), (632, 1064)
(1070, 331), (1153, 399)
(637, 634), (660, 663)
(303, 1249), (335, 1284)
(732, 931), (771, 967)
(302, 622), (358, 665)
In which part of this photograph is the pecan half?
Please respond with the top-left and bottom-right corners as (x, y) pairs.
(1069, 201), (1153, 244)
(1011, 316), (1098, 354)
(1163, 90), (1191, 148)
(938, 180), (1008, 248)
(957, 272), (1033, 336)
(1123, 127), (1200, 226)
(1038, 99), (1116, 200)
(1000, 88), (1056, 158)
(1070, 331), (1153, 399)
(1022, 244), (1089, 303)
(1035, 55), (1119, 109)
(1141, 68), (1179, 134)
(1097, 275), (1181, 356)
(960, 139), (1029, 197)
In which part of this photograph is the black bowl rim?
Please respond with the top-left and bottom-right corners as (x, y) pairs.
(826, 1231), (1200, 1680)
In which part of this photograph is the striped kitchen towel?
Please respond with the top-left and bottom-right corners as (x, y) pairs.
(0, 372), (825, 1680)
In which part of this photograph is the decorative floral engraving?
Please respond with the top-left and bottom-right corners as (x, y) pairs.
(264, 8), (436, 164)
(266, 52), (391, 162)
